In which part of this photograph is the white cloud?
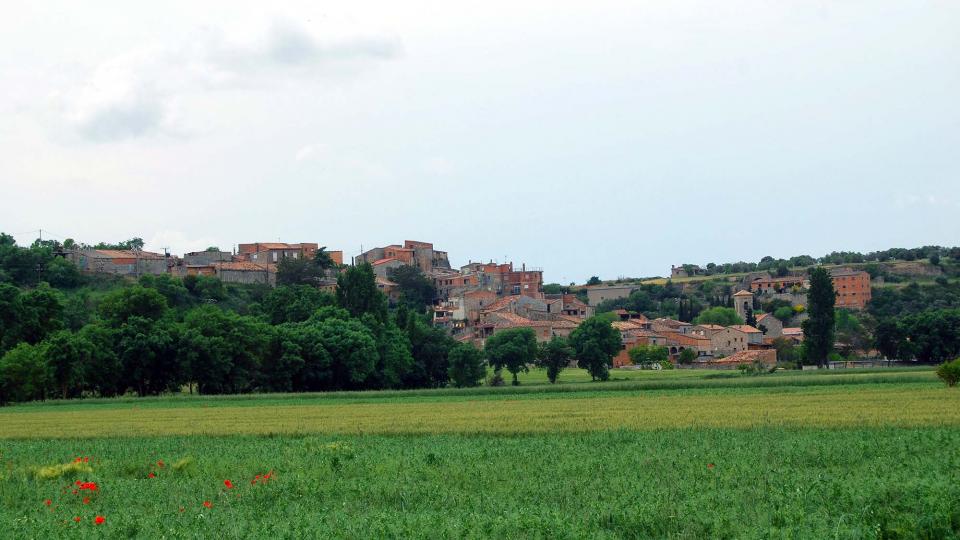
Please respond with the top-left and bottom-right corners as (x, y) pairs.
(57, 19), (401, 143)
(295, 143), (328, 162)
(146, 230), (222, 255)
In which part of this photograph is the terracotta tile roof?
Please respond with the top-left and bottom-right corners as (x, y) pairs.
(490, 312), (555, 328)
(482, 296), (520, 313)
(733, 290), (754, 297)
(375, 277), (397, 287)
(612, 320), (651, 331)
(557, 314), (585, 324)
(372, 257), (400, 266)
(652, 318), (691, 328)
(755, 313), (773, 322)
(730, 325), (763, 334)
(696, 324), (725, 330)
(782, 327), (803, 336)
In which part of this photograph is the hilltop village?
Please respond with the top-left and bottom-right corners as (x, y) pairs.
(64, 239), (876, 369)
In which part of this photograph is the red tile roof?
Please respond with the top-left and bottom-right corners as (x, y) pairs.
(372, 257), (400, 266)
(729, 325), (763, 334)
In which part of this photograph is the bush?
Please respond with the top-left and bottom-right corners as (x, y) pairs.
(936, 358), (960, 387)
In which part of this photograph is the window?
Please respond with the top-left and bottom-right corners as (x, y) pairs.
(272, 252), (278, 262)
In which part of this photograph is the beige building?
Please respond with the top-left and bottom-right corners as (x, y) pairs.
(709, 327), (750, 356)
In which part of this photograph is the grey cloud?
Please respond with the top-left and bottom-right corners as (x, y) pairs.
(265, 21), (401, 65)
(75, 91), (163, 142)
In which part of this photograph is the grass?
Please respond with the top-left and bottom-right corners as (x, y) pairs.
(3, 429), (960, 538)
(3, 368), (959, 538)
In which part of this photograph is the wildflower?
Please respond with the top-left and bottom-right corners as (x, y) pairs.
(148, 472), (156, 479)
(84, 457), (90, 463)
(707, 463), (715, 470)
(94, 515), (105, 525)
(73, 517), (81, 523)
(83, 497), (90, 505)
(44, 499), (52, 506)
(72, 490), (78, 495)
(179, 507), (185, 513)
(157, 460), (165, 468)
(223, 479), (234, 489)
(203, 501), (213, 509)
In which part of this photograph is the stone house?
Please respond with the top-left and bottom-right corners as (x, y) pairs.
(755, 313), (783, 338)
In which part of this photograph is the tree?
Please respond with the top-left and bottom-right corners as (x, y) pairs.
(930, 253), (941, 266)
(387, 265), (436, 310)
(276, 256), (322, 286)
(447, 343), (486, 388)
(693, 307), (743, 327)
(745, 306), (757, 327)
(99, 286), (168, 325)
(404, 315), (455, 387)
(179, 306), (270, 395)
(0, 343), (49, 403)
(586, 276), (602, 286)
(336, 263), (387, 322)
(834, 309), (870, 358)
(261, 285), (335, 325)
(569, 316), (621, 381)
(314, 317), (378, 389)
(43, 330), (91, 399)
(678, 348), (697, 365)
(542, 283), (567, 295)
(537, 336), (572, 383)
(43, 257), (82, 288)
(7, 282), (64, 347)
(484, 328), (537, 385)
(117, 316), (179, 396)
(776, 264), (790, 277)
(773, 306), (795, 324)
(628, 344), (669, 368)
(802, 267), (836, 367)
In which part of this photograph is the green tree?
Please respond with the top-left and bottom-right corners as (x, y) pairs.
(693, 307), (743, 326)
(628, 344), (669, 368)
(387, 265), (436, 310)
(117, 316), (179, 396)
(8, 282), (64, 347)
(537, 336), (573, 383)
(569, 316), (621, 381)
(337, 263), (387, 322)
(678, 348), (697, 365)
(78, 323), (123, 397)
(586, 276), (602, 286)
(404, 315), (456, 387)
(773, 306), (794, 324)
(484, 328), (537, 385)
(261, 285), (335, 324)
(43, 257), (82, 288)
(179, 306), (270, 395)
(314, 317), (378, 390)
(0, 342), (49, 403)
(276, 256), (322, 286)
(447, 343), (486, 388)
(99, 285), (168, 325)
(930, 253), (941, 266)
(802, 267), (836, 367)
(43, 330), (91, 399)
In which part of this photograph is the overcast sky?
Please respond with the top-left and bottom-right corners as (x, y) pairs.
(2, 1), (958, 283)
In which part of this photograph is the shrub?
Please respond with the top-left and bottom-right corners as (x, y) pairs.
(936, 358), (960, 387)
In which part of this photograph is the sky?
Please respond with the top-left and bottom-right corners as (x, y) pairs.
(2, 1), (958, 284)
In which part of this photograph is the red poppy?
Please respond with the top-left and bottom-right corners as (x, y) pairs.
(84, 457), (90, 463)
(78, 482), (98, 491)
(148, 472), (156, 479)
(157, 460), (165, 468)
(707, 463), (715, 469)
(94, 515), (105, 525)
(73, 517), (81, 523)
(44, 499), (52, 506)
(203, 501), (213, 509)
(72, 490), (78, 495)
(223, 479), (234, 489)
(178, 507), (185, 513)
(83, 497), (90, 505)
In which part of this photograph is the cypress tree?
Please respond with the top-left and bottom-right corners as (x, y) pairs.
(802, 267), (836, 367)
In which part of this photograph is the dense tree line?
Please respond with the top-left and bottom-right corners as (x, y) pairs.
(1, 233), (628, 403)
(676, 245), (959, 277)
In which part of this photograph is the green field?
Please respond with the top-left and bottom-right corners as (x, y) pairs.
(2, 368), (959, 538)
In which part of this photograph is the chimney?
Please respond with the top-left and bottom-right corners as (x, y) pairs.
(522, 263), (526, 272)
